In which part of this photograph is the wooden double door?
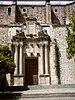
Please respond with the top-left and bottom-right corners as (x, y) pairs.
(25, 57), (38, 85)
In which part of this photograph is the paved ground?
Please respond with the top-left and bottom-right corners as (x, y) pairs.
(0, 85), (75, 100)
(19, 97), (75, 100)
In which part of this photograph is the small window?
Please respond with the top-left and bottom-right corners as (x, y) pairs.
(23, 9), (26, 12)
(63, 17), (66, 26)
(55, 9), (57, 12)
(8, 8), (11, 15)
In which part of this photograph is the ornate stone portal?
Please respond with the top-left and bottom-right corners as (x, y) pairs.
(11, 17), (59, 86)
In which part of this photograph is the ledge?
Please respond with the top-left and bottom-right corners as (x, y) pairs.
(39, 74), (50, 77)
(13, 74), (24, 77)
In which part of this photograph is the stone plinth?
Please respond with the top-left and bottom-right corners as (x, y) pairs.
(14, 76), (24, 86)
(39, 74), (50, 85)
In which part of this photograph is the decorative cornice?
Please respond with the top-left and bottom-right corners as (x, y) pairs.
(12, 32), (25, 42)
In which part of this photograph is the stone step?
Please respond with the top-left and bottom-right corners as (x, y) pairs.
(20, 85), (75, 99)
(1, 84), (75, 91)
(28, 84), (75, 90)
(21, 93), (75, 98)
(0, 85), (75, 99)
(0, 92), (75, 100)
(1, 88), (75, 99)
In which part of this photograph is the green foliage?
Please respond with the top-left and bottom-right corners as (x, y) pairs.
(0, 44), (16, 74)
(66, 10), (75, 60)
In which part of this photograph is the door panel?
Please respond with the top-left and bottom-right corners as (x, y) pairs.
(25, 58), (38, 85)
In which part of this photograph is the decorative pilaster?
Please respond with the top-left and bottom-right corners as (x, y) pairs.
(13, 41), (24, 86)
(13, 42), (18, 75)
(50, 40), (58, 84)
(39, 41), (50, 85)
(40, 42), (44, 75)
(38, 42), (44, 84)
(19, 42), (23, 75)
(44, 41), (49, 74)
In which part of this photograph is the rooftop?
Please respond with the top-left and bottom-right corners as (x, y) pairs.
(0, 0), (74, 5)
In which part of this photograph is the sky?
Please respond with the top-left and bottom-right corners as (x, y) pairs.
(0, 0), (75, 1)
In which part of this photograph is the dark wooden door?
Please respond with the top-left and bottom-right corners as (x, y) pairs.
(25, 57), (38, 85)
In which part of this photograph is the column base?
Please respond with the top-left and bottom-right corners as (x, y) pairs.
(51, 76), (58, 84)
(39, 74), (50, 85)
(13, 75), (24, 86)
(6, 74), (11, 86)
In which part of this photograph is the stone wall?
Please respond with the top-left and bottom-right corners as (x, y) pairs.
(0, 5), (16, 25)
(0, 6), (10, 25)
(0, 26), (8, 44)
(50, 26), (75, 84)
(51, 2), (75, 25)
(0, 3), (75, 26)
(66, 3), (75, 24)
(51, 6), (66, 25)
(16, 5), (46, 24)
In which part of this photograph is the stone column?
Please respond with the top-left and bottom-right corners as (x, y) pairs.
(19, 42), (23, 75)
(45, 41), (49, 74)
(14, 42), (18, 75)
(50, 40), (58, 84)
(39, 42), (44, 84)
(40, 42), (44, 75)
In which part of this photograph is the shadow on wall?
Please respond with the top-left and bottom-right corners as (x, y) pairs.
(54, 39), (61, 84)
(16, 6), (25, 23)
(51, 9), (60, 25)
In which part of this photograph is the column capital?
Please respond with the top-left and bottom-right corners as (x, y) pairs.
(39, 42), (44, 46)
(44, 41), (48, 46)
(13, 42), (18, 46)
(19, 41), (23, 46)
(50, 39), (56, 46)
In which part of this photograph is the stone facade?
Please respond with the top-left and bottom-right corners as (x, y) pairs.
(0, 0), (75, 86)
(50, 26), (75, 84)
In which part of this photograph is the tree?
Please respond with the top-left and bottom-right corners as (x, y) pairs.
(66, 10), (75, 60)
(0, 44), (15, 92)
(0, 44), (15, 74)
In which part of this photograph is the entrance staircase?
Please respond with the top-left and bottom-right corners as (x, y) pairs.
(21, 84), (75, 99)
(0, 84), (75, 100)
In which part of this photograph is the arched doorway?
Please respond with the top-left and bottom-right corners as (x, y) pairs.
(25, 57), (38, 85)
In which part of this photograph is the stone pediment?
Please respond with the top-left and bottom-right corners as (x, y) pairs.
(12, 16), (50, 42)
(12, 28), (50, 42)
